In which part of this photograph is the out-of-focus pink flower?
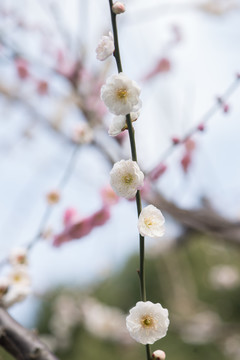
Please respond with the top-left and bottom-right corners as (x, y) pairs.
(90, 206), (111, 227)
(37, 80), (48, 95)
(53, 217), (93, 247)
(181, 152), (192, 173)
(63, 208), (79, 227)
(53, 206), (112, 247)
(53, 232), (71, 247)
(67, 218), (93, 239)
(143, 58), (171, 81)
(15, 58), (29, 79)
(101, 185), (119, 206)
(184, 138), (196, 152)
(149, 163), (167, 182)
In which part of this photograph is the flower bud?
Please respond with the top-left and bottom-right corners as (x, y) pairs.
(152, 349), (166, 360)
(46, 190), (61, 205)
(112, 1), (126, 14)
(171, 136), (180, 145)
(197, 123), (205, 131)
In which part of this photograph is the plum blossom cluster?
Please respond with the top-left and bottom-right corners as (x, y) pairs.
(0, 247), (31, 308)
(96, 1), (169, 350)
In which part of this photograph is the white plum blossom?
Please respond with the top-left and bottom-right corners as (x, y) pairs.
(108, 112), (139, 136)
(8, 247), (28, 266)
(126, 301), (169, 345)
(110, 159), (144, 199)
(2, 285), (31, 308)
(0, 267), (31, 308)
(8, 266), (31, 288)
(152, 350), (166, 360)
(112, 1), (126, 14)
(96, 32), (115, 61)
(138, 205), (165, 238)
(101, 73), (142, 116)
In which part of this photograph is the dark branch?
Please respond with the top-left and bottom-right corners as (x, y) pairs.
(0, 307), (59, 360)
(144, 188), (240, 244)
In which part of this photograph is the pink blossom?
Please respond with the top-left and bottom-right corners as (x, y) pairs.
(67, 217), (93, 239)
(101, 185), (119, 206)
(53, 217), (93, 247)
(149, 163), (167, 181)
(143, 58), (171, 81)
(37, 80), (48, 95)
(53, 206), (112, 247)
(181, 152), (191, 173)
(15, 58), (29, 79)
(63, 208), (79, 227)
(90, 206), (111, 227)
(184, 138), (196, 152)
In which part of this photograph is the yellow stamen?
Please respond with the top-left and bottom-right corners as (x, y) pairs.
(13, 275), (21, 282)
(117, 88), (128, 100)
(144, 218), (153, 227)
(141, 315), (153, 328)
(123, 174), (132, 184)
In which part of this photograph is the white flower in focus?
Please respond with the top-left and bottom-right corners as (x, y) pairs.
(138, 205), (165, 238)
(112, 1), (126, 14)
(8, 266), (31, 288)
(101, 73), (141, 116)
(126, 301), (169, 345)
(72, 123), (93, 144)
(9, 247), (28, 266)
(152, 350), (166, 360)
(108, 115), (126, 137)
(110, 159), (144, 199)
(96, 32), (115, 61)
(108, 112), (140, 136)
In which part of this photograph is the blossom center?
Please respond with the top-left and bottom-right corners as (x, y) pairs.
(117, 88), (128, 100)
(141, 315), (154, 328)
(123, 174), (133, 184)
(144, 218), (153, 227)
(13, 275), (21, 282)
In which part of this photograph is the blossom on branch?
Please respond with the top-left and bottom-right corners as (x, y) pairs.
(8, 266), (31, 288)
(112, 2), (126, 14)
(138, 205), (165, 238)
(110, 159), (144, 199)
(152, 349), (166, 360)
(101, 73), (142, 115)
(8, 247), (28, 266)
(96, 32), (115, 61)
(108, 112), (139, 137)
(126, 301), (169, 344)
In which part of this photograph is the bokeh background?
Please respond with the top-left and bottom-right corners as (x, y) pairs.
(0, 0), (240, 359)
